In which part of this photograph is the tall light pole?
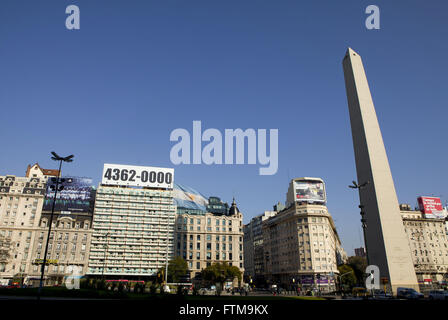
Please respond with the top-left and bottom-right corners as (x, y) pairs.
(37, 152), (74, 300)
(163, 221), (170, 293)
(338, 270), (354, 295)
(101, 232), (110, 282)
(349, 180), (370, 265)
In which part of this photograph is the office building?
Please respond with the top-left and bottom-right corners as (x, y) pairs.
(88, 164), (176, 279)
(88, 185), (175, 278)
(243, 210), (277, 284)
(175, 196), (244, 282)
(343, 47), (419, 293)
(400, 203), (448, 290)
(262, 178), (342, 293)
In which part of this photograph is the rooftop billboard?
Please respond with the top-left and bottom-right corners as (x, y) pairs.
(101, 163), (174, 189)
(43, 176), (94, 214)
(294, 180), (326, 204)
(417, 196), (444, 219)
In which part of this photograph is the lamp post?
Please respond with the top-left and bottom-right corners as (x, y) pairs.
(163, 222), (170, 293)
(337, 270), (354, 296)
(101, 232), (110, 282)
(349, 180), (370, 265)
(37, 152), (74, 300)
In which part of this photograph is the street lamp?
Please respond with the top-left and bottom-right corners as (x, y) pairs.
(101, 232), (111, 282)
(337, 270), (354, 295)
(37, 152), (74, 300)
(349, 180), (370, 265)
(163, 218), (170, 293)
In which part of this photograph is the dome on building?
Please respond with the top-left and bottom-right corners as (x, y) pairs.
(229, 198), (239, 215)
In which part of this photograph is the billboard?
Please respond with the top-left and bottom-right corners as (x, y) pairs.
(43, 176), (94, 214)
(418, 196), (444, 219)
(294, 180), (326, 203)
(102, 163), (174, 189)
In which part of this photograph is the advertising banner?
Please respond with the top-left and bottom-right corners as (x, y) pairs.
(102, 163), (174, 189)
(44, 176), (94, 214)
(418, 196), (444, 219)
(294, 180), (326, 203)
(300, 276), (314, 284)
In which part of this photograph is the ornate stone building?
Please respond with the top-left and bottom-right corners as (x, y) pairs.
(400, 205), (448, 290)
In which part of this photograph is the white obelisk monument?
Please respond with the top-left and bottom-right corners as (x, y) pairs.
(342, 48), (419, 293)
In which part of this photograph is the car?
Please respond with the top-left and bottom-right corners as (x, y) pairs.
(396, 287), (424, 300)
(428, 290), (448, 300)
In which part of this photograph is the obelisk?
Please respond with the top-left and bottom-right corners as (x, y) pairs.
(342, 48), (419, 293)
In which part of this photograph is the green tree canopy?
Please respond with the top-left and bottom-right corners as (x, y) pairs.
(337, 264), (357, 290)
(347, 256), (367, 286)
(156, 256), (189, 284)
(201, 262), (242, 286)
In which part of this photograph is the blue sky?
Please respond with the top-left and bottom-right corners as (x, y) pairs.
(1, 0), (447, 255)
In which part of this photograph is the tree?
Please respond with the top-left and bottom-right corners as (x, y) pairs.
(167, 256), (189, 283)
(337, 264), (357, 292)
(201, 262), (242, 296)
(347, 256), (367, 286)
(156, 256), (189, 284)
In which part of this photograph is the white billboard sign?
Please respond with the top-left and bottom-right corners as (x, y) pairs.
(294, 180), (326, 203)
(102, 164), (174, 189)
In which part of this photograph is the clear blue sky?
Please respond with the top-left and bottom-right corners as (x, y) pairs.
(1, 0), (447, 255)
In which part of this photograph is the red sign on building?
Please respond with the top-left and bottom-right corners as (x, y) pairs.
(417, 197), (444, 218)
